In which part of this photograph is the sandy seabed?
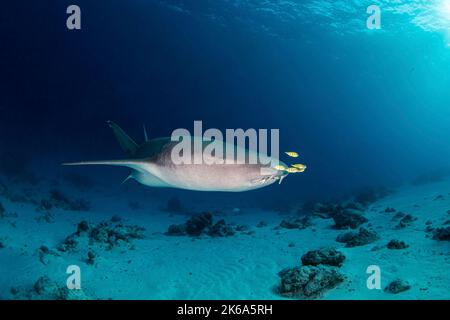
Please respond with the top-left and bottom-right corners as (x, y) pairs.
(0, 177), (449, 300)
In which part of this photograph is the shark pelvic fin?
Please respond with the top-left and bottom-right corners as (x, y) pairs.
(122, 173), (134, 184)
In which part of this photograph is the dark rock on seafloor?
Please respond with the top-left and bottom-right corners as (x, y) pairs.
(256, 221), (268, 228)
(384, 207), (396, 213)
(58, 217), (145, 252)
(166, 213), (240, 237)
(35, 211), (55, 223)
(336, 227), (379, 247)
(0, 201), (17, 220)
(37, 190), (90, 212)
(391, 212), (406, 221)
(186, 213), (213, 236)
(166, 212), (212, 236)
(384, 279), (411, 294)
(87, 251), (96, 265)
(387, 239), (409, 250)
(277, 265), (345, 299)
(333, 209), (368, 229)
(395, 214), (417, 229)
(280, 216), (313, 230)
(111, 215), (122, 223)
(89, 222), (145, 249)
(344, 202), (365, 211)
(58, 234), (79, 252)
(76, 220), (90, 234)
(301, 248), (346, 267)
(38, 245), (59, 265)
(11, 276), (91, 300)
(167, 224), (186, 236)
(432, 226), (450, 241)
(0, 201), (5, 218)
(208, 219), (235, 237)
(309, 202), (342, 219)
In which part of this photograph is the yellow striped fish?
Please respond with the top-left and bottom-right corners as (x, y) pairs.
(273, 164), (288, 171)
(285, 151), (299, 158)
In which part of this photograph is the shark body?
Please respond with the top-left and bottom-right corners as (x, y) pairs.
(64, 121), (288, 192)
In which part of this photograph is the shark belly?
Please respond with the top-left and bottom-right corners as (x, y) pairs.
(132, 170), (171, 188)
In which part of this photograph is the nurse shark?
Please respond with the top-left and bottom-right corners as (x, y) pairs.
(63, 121), (289, 192)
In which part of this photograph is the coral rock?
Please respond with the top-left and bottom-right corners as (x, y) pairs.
(336, 227), (379, 248)
(387, 239), (409, 250)
(333, 209), (368, 229)
(384, 279), (411, 294)
(278, 266), (345, 299)
(301, 248), (346, 267)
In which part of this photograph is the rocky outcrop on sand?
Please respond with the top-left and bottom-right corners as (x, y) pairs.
(256, 221), (268, 228)
(58, 217), (145, 252)
(37, 190), (90, 212)
(0, 181), (39, 205)
(333, 209), (368, 229)
(0, 236), (7, 249)
(0, 201), (18, 220)
(35, 211), (55, 223)
(387, 239), (409, 250)
(301, 248), (346, 267)
(277, 244), (346, 299)
(166, 213), (247, 237)
(384, 279), (411, 294)
(277, 266), (345, 299)
(10, 276), (92, 300)
(208, 219), (235, 237)
(432, 226), (450, 241)
(0, 201), (4, 218)
(279, 216), (313, 230)
(37, 245), (60, 265)
(308, 202), (342, 219)
(336, 227), (379, 247)
(394, 214), (417, 229)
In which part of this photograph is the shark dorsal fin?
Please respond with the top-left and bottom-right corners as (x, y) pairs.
(107, 120), (139, 157)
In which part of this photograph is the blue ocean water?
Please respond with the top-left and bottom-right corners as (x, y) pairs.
(0, 1), (449, 300)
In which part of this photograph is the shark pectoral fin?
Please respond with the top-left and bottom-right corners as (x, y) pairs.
(62, 159), (148, 173)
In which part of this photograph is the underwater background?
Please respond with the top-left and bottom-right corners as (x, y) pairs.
(0, 0), (449, 299)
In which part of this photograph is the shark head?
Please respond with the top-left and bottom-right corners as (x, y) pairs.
(250, 165), (289, 188)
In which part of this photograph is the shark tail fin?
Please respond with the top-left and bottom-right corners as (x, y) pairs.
(107, 121), (139, 157)
(62, 159), (147, 172)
